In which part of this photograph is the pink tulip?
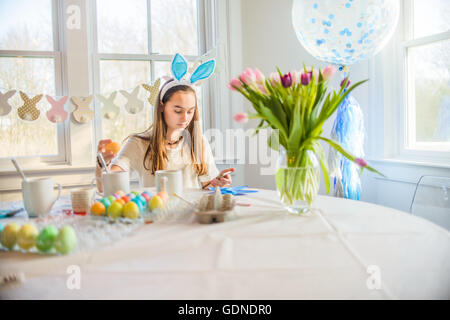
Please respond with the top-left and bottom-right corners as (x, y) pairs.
(322, 65), (336, 81)
(269, 72), (281, 85)
(354, 158), (367, 167)
(290, 70), (300, 85)
(239, 68), (256, 85)
(227, 78), (242, 91)
(233, 112), (248, 123)
(257, 84), (268, 95)
(254, 68), (265, 83)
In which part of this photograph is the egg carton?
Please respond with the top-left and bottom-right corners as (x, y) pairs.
(193, 188), (237, 224)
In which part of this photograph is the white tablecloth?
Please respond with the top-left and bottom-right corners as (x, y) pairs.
(1, 188), (449, 299)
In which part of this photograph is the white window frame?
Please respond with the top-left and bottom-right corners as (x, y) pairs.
(397, 1), (450, 161)
(369, 0), (450, 166)
(89, 0), (215, 146)
(0, 0), (69, 167)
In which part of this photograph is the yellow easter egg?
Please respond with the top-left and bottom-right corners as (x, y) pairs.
(150, 195), (164, 211)
(1, 223), (20, 250)
(107, 201), (123, 219)
(123, 201), (140, 219)
(17, 224), (39, 250)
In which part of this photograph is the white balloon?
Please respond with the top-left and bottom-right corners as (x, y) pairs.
(292, 0), (400, 65)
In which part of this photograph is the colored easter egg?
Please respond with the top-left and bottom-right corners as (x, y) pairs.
(150, 195), (164, 210)
(100, 198), (111, 209)
(105, 141), (121, 155)
(90, 202), (106, 216)
(131, 191), (139, 196)
(157, 191), (168, 204)
(17, 224), (39, 250)
(141, 193), (150, 202)
(1, 223), (20, 250)
(54, 226), (77, 254)
(131, 198), (144, 211)
(123, 201), (140, 219)
(115, 199), (125, 206)
(107, 195), (116, 203)
(107, 201), (123, 219)
(36, 225), (59, 252)
(115, 190), (125, 197)
(121, 195), (130, 203)
(0, 222), (3, 235)
(136, 195), (147, 205)
(113, 193), (121, 200)
(127, 193), (136, 199)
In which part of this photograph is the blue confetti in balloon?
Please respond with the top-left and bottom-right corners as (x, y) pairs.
(292, 0), (400, 65)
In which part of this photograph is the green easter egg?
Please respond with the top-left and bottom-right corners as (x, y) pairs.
(36, 225), (59, 252)
(107, 195), (116, 203)
(100, 198), (111, 209)
(54, 226), (77, 254)
(1, 223), (20, 250)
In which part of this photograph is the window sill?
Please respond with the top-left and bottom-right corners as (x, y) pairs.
(367, 157), (450, 170)
(0, 164), (96, 178)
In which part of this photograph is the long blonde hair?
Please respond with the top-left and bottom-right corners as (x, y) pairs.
(131, 80), (208, 176)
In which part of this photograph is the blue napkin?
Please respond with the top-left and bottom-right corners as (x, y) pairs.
(0, 208), (24, 219)
(208, 185), (258, 196)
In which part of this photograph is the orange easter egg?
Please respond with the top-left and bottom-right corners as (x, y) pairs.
(105, 142), (121, 155)
(156, 191), (168, 204)
(90, 202), (106, 216)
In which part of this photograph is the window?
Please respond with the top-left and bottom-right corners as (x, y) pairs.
(0, 0), (66, 162)
(92, 0), (206, 144)
(403, 0), (450, 153)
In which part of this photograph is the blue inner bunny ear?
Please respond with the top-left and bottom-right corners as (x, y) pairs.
(171, 53), (188, 80)
(190, 60), (216, 84)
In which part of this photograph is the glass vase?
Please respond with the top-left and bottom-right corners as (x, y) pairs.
(275, 148), (320, 214)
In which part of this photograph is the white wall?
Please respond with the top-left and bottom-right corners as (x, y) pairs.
(236, 0), (450, 213)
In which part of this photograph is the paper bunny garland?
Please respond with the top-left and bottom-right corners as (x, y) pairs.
(142, 78), (161, 107)
(159, 53), (215, 102)
(71, 96), (94, 123)
(120, 86), (144, 114)
(18, 91), (43, 122)
(46, 95), (69, 123)
(0, 90), (16, 117)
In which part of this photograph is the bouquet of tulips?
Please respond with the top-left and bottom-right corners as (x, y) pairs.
(228, 65), (382, 209)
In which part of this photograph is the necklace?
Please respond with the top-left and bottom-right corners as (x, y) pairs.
(166, 136), (182, 145)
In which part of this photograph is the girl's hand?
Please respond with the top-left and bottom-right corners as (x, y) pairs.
(209, 168), (234, 188)
(97, 139), (115, 166)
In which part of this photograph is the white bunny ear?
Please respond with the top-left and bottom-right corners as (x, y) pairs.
(171, 53), (189, 80)
(190, 59), (216, 84)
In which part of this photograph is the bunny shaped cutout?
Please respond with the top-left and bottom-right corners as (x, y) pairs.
(142, 78), (161, 107)
(71, 96), (94, 123)
(0, 90), (16, 117)
(159, 53), (216, 102)
(18, 91), (43, 122)
(97, 92), (120, 119)
(119, 86), (144, 114)
(45, 95), (69, 123)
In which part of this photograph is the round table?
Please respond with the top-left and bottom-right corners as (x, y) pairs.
(0, 188), (449, 299)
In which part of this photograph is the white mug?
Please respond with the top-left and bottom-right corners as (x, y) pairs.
(155, 170), (183, 197)
(92, 171), (130, 197)
(22, 177), (62, 217)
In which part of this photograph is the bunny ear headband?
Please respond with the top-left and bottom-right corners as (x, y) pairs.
(160, 53), (216, 102)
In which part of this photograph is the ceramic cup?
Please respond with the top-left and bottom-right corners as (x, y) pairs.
(91, 171), (130, 197)
(22, 177), (62, 218)
(155, 170), (183, 197)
